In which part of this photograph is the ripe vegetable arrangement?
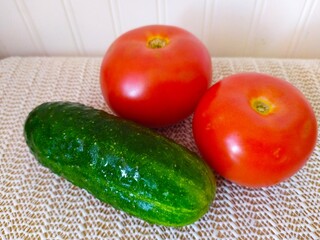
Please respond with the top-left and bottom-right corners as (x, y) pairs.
(24, 25), (318, 227)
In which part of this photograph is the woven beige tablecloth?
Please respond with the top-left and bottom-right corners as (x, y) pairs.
(0, 57), (319, 239)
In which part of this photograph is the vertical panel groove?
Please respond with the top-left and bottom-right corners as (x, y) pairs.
(286, 0), (318, 58)
(243, 0), (266, 56)
(242, 0), (258, 56)
(109, 0), (122, 37)
(202, 0), (215, 47)
(156, 0), (166, 24)
(62, 0), (85, 56)
(13, 0), (47, 56)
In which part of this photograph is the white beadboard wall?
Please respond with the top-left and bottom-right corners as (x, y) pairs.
(0, 0), (320, 59)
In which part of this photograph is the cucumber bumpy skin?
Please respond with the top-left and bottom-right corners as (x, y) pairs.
(24, 102), (216, 227)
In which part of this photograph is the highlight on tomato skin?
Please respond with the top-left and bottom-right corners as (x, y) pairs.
(192, 72), (318, 188)
(100, 24), (212, 128)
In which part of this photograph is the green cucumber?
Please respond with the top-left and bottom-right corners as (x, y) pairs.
(24, 102), (216, 227)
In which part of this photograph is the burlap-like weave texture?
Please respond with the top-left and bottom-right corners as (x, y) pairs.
(0, 57), (319, 239)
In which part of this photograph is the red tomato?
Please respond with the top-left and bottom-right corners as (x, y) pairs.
(100, 25), (212, 127)
(193, 72), (318, 188)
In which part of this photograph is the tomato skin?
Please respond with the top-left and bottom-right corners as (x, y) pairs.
(100, 25), (212, 128)
(193, 72), (318, 188)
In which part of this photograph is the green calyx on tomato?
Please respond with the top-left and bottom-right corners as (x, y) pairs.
(250, 97), (275, 115)
(147, 36), (169, 49)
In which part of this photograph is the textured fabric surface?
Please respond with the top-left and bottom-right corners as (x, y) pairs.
(0, 57), (319, 239)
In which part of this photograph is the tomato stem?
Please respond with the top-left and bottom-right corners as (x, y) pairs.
(251, 97), (274, 115)
(147, 37), (169, 49)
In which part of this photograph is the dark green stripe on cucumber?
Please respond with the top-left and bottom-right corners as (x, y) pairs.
(24, 102), (216, 227)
